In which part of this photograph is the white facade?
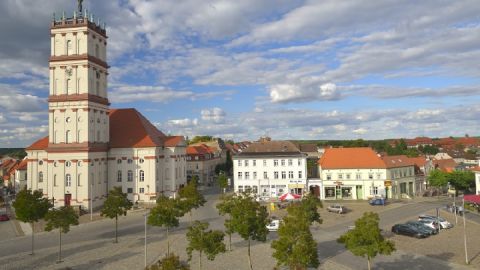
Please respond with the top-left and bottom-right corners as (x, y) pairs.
(233, 155), (307, 197)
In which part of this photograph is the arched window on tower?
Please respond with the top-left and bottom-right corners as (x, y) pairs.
(117, 170), (122, 182)
(95, 44), (99, 58)
(66, 130), (71, 144)
(139, 170), (145, 182)
(96, 81), (100, 96)
(67, 40), (73, 55)
(54, 174), (57, 186)
(66, 79), (72, 95)
(38, 172), (43, 183)
(77, 174), (82, 186)
(77, 39), (81, 54)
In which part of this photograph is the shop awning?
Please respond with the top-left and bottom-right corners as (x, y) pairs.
(464, 195), (480, 204)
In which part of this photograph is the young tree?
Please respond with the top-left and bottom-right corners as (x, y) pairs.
(148, 195), (184, 255)
(178, 180), (206, 222)
(298, 193), (323, 225)
(12, 188), (52, 255)
(186, 221), (226, 270)
(271, 204), (319, 270)
(217, 173), (228, 194)
(229, 195), (269, 270)
(225, 150), (233, 174)
(147, 253), (190, 270)
(337, 212), (395, 270)
(44, 206), (79, 263)
(101, 186), (133, 243)
(216, 194), (238, 251)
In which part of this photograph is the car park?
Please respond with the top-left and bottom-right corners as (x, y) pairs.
(369, 198), (386, 206)
(405, 221), (438, 235)
(0, 214), (9, 222)
(418, 215), (453, 229)
(327, 204), (347, 214)
(391, 223), (429, 238)
(266, 219), (281, 231)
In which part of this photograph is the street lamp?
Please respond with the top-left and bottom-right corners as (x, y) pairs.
(462, 196), (469, 265)
(144, 211), (149, 268)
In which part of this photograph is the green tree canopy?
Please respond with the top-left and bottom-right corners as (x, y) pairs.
(188, 136), (213, 145)
(447, 170), (475, 191)
(217, 173), (228, 193)
(12, 188), (52, 255)
(147, 253), (190, 270)
(427, 169), (448, 188)
(186, 221), (226, 270)
(271, 203), (319, 270)
(216, 194), (238, 251)
(178, 180), (206, 222)
(337, 212), (395, 270)
(297, 193), (323, 225)
(44, 206), (79, 263)
(148, 195), (184, 255)
(101, 186), (133, 243)
(229, 195), (269, 270)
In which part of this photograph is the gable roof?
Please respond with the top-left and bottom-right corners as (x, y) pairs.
(109, 108), (166, 148)
(26, 136), (49, 151)
(16, 159), (28, 170)
(407, 156), (428, 167)
(319, 147), (386, 169)
(240, 141), (301, 156)
(187, 144), (215, 155)
(381, 155), (415, 168)
(432, 158), (457, 172)
(164, 136), (185, 147)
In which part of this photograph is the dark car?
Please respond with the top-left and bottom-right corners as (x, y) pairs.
(406, 221), (438, 235)
(0, 214), (9, 222)
(369, 198), (386, 206)
(391, 224), (429, 238)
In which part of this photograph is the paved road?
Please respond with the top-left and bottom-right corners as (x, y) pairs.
(0, 189), (474, 270)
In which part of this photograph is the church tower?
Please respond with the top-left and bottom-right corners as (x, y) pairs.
(42, 4), (109, 210)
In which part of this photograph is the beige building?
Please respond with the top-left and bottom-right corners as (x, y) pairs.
(186, 144), (223, 185)
(26, 9), (186, 210)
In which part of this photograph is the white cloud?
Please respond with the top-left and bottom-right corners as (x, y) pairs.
(269, 82), (339, 103)
(201, 107), (226, 123)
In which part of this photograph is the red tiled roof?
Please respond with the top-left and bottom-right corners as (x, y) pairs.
(472, 166), (480, 172)
(407, 156), (428, 167)
(187, 144), (214, 155)
(109, 108), (166, 148)
(26, 136), (49, 151)
(319, 147), (386, 169)
(381, 155), (415, 168)
(164, 136), (185, 147)
(17, 159), (28, 170)
(432, 158), (457, 172)
(26, 108), (186, 150)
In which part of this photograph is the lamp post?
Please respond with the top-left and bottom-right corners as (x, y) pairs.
(462, 196), (469, 265)
(90, 182), (93, 221)
(144, 211), (149, 268)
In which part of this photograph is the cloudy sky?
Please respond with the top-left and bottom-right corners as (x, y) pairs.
(1, 0), (480, 147)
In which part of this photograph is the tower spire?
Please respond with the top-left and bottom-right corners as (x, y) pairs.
(77, 0), (83, 14)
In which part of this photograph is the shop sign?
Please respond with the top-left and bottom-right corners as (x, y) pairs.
(384, 180), (392, 187)
(334, 181), (343, 186)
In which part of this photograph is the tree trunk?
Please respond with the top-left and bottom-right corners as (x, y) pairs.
(166, 227), (170, 256)
(190, 211), (193, 224)
(31, 222), (34, 255)
(58, 230), (62, 263)
(115, 215), (118, 243)
(367, 257), (371, 270)
(229, 233), (232, 251)
(199, 250), (202, 270)
(247, 238), (253, 270)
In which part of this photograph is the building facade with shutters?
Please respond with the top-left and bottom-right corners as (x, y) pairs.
(26, 7), (186, 210)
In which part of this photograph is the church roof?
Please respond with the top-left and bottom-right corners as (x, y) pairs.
(109, 108), (166, 148)
(26, 108), (184, 150)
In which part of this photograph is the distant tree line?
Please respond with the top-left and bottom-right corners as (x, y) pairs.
(0, 148), (27, 159)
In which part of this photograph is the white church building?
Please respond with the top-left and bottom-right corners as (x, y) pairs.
(26, 6), (187, 210)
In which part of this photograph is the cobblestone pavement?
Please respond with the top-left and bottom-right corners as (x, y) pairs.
(0, 193), (477, 270)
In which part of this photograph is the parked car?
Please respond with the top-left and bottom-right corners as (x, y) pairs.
(327, 204), (347, 214)
(266, 219), (281, 231)
(417, 219), (440, 231)
(0, 214), (9, 222)
(418, 215), (453, 229)
(405, 221), (438, 235)
(369, 198), (386, 206)
(391, 224), (429, 238)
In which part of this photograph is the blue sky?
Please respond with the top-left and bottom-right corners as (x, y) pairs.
(1, 0), (480, 147)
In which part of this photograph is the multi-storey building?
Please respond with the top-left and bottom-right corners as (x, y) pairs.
(319, 148), (416, 200)
(186, 144), (223, 185)
(25, 6), (186, 210)
(233, 141), (307, 197)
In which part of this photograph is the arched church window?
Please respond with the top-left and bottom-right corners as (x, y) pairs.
(67, 40), (73, 55)
(95, 44), (99, 58)
(38, 172), (43, 183)
(66, 174), (72, 187)
(66, 130), (71, 144)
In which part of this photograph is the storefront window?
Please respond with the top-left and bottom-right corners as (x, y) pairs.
(342, 187), (352, 199)
(325, 187), (335, 199)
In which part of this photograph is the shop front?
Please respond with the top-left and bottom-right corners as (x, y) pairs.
(323, 181), (356, 200)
